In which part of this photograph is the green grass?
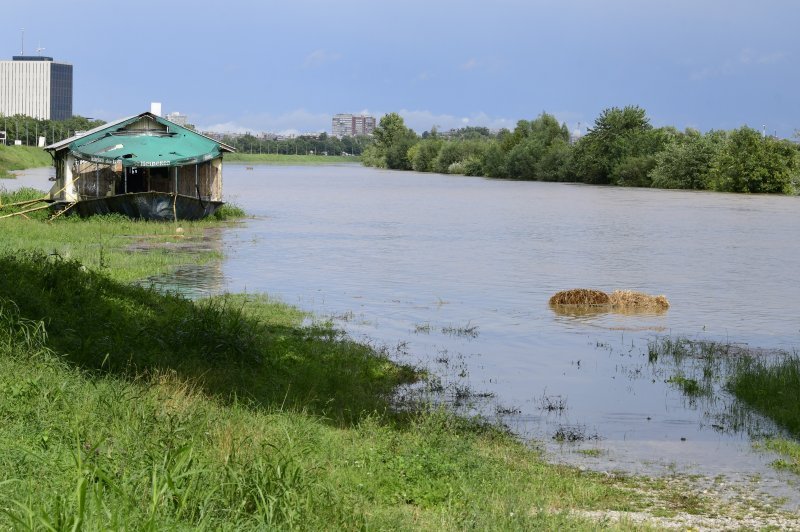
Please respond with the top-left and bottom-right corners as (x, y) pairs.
(759, 439), (800, 475)
(729, 353), (800, 437)
(0, 144), (52, 178)
(0, 251), (644, 529)
(226, 153), (359, 165)
(649, 336), (800, 477)
(1, 188), (243, 283)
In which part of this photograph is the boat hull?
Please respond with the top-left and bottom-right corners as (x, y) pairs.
(66, 192), (223, 221)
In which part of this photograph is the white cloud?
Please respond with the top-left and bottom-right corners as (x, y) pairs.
(690, 48), (786, 80)
(197, 109), (331, 135)
(461, 58), (478, 70)
(395, 109), (516, 133)
(303, 49), (342, 68)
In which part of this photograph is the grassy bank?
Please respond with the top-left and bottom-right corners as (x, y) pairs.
(226, 153), (359, 165)
(0, 189), (243, 283)
(0, 145), (52, 178)
(0, 251), (646, 529)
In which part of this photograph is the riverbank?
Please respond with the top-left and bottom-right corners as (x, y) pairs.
(0, 188), (243, 283)
(2, 250), (799, 529)
(2, 193), (800, 528)
(0, 145), (52, 179)
(226, 153), (359, 165)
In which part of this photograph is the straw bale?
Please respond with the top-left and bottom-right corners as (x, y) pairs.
(609, 290), (670, 311)
(548, 289), (611, 306)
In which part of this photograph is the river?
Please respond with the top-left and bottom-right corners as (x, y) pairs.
(6, 163), (800, 505)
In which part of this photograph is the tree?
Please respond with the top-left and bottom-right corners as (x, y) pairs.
(368, 113), (418, 170)
(571, 105), (653, 184)
(649, 130), (724, 190)
(502, 113), (570, 180)
(409, 138), (443, 172)
(710, 127), (799, 194)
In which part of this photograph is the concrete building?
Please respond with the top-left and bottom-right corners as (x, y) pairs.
(166, 111), (188, 127)
(332, 113), (376, 137)
(0, 56), (73, 120)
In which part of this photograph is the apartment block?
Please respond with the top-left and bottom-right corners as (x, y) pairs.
(0, 56), (73, 120)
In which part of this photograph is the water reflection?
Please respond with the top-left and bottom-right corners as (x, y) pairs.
(137, 263), (227, 300)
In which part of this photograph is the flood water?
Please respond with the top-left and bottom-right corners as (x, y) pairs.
(6, 164), (800, 505)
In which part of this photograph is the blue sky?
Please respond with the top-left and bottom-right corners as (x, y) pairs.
(3, 0), (798, 137)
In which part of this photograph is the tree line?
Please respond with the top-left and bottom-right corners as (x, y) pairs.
(218, 132), (370, 158)
(0, 114), (371, 159)
(362, 108), (800, 194)
(0, 114), (106, 146)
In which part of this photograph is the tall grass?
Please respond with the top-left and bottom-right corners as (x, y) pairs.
(0, 253), (642, 529)
(729, 353), (800, 437)
(0, 144), (52, 178)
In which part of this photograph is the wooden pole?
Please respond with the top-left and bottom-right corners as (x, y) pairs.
(0, 197), (46, 209)
(0, 203), (51, 219)
(48, 202), (76, 221)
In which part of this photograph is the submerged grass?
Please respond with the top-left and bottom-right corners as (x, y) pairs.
(648, 336), (800, 476)
(0, 251), (648, 529)
(729, 352), (800, 437)
(0, 145), (52, 178)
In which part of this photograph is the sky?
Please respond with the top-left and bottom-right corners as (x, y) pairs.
(3, 0), (798, 137)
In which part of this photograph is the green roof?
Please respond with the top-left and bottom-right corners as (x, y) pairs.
(64, 113), (231, 168)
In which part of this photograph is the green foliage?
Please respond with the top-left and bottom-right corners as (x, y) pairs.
(367, 113), (418, 170)
(536, 138), (573, 182)
(409, 138), (443, 172)
(366, 106), (799, 196)
(222, 133), (370, 158)
(481, 142), (507, 178)
(359, 143), (386, 168)
(0, 114), (104, 148)
(571, 105), (654, 184)
(710, 126), (799, 194)
(650, 130), (724, 190)
(213, 203), (247, 220)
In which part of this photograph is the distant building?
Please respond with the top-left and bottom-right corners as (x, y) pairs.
(332, 113), (375, 137)
(570, 123), (583, 144)
(166, 111), (188, 126)
(0, 56), (73, 120)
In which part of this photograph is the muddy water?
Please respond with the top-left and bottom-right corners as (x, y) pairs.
(7, 164), (800, 505)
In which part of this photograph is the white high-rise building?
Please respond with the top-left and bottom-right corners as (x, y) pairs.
(332, 113), (376, 137)
(0, 56), (73, 120)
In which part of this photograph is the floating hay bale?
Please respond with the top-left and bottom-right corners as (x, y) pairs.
(548, 288), (611, 306)
(609, 290), (670, 311)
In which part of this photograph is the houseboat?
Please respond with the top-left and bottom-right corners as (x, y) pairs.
(45, 111), (234, 220)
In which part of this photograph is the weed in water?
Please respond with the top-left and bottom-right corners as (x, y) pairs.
(441, 322), (479, 339)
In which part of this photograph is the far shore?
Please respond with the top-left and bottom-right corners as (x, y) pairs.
(225, 153), (360, 165)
